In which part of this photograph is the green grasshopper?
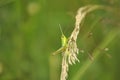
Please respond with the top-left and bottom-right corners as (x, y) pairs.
(52, 24), (68, 55)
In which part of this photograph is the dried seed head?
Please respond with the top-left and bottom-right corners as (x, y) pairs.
(60, 5), (103, 80)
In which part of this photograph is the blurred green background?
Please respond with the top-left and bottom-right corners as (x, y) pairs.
(0, 0), (120, 80)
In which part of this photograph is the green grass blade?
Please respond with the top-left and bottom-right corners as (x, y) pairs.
(71, 28), (119, 80)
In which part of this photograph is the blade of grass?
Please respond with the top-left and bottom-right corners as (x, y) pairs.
(71, 28), (119, 80)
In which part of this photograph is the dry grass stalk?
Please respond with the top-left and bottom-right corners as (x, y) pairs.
(60, 5), (103, 80)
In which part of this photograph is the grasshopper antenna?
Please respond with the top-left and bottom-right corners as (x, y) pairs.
(59, 24), (64, 35)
